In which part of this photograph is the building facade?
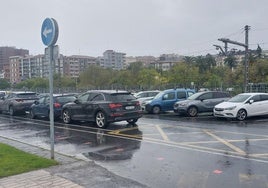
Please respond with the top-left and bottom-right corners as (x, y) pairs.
(0, 46), (29, 70)
(150, 54), (184, 71)
(63, 55), (96, 78)
(7, 54), (97, 84)
(102, 50), (126, 70)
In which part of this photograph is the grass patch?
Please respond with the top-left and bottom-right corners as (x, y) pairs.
(0, 143), (58, 178)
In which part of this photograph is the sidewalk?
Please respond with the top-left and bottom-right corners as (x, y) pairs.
(0, 137), (148, 188)
(0, 169), (83, 188)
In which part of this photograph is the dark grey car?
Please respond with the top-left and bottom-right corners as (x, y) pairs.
(0, 91), (38, 116)
(173, 91), (231, 117)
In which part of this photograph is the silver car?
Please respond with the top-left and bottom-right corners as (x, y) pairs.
(133, 90), (160, 105)
(174, 91), (231, 117)
(0, 91), (38, 116)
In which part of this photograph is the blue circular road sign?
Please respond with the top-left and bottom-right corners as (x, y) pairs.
(41, 18), (59, 46)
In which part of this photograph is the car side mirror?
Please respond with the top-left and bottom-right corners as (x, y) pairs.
(249, 99), (254, 104)
(74, 99), (80, 104)
(34, 101), (39, 105)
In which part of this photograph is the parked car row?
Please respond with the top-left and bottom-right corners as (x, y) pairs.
(1, 89), (268, 126)
(138, 89), (268, 121)
(0, 90), (143, 129)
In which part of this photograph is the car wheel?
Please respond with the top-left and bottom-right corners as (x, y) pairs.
(152, 106), (161, 114)
(62, 109), (72, 124)
(9, 106), (15, 116)
(95, 111), (108, 128)
(127, 118), (138, 124)
(29, 109), (36, 119)
(236, 109), (247, 121)
(187, 106), (198, 117)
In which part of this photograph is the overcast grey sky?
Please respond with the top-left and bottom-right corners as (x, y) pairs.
(1, 0), (268, 57)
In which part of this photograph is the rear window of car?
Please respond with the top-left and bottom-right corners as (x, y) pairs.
(110, 93), (136, 102)
(17, 93), (37, 98)
(261, 94), (268, 101)
(57, 96), (76, 103)
(214, 92), (231, 98)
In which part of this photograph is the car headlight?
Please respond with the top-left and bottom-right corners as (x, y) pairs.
(143, 100), (152, 105)
(178, 103), (187, 107)
(224, 106), (236, 110)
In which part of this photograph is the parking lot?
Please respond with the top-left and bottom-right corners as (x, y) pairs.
(0, 112), (268, 187)
(106, 114), (268, 161)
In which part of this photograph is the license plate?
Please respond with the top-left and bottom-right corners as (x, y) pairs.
(125, 106), (135, 110)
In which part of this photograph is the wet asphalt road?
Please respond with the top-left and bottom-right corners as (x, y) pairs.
(0, 113), (268, 188)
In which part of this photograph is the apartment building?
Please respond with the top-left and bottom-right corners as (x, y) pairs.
(136, 56), (156, 67)
(9, 56), (21, 84)
(102, 50), (126, 70)
(0, 46), (28, 70)
(125, 56), (157, 67)
(63, 55), (96, 78)
(151, 53), (183, 71)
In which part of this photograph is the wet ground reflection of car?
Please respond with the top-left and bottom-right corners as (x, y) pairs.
(54, 123), (143, 161)
(84, 133), (142, 160)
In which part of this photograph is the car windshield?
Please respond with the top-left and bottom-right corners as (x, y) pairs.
(154, 91), (164, 99)
(228, 94), (251, 103)
(187, 92), (204, 100)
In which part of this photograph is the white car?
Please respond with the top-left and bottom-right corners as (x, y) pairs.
(214, 93), (268, 121)
(133, 90), (160, 105)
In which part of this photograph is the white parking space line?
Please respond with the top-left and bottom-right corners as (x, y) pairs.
(155, 125), (170, 141)
(214, 130), (268, 138)
(203, 130), (246, 155)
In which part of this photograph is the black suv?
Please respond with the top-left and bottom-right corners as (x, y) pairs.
(62, 90), (142, 128)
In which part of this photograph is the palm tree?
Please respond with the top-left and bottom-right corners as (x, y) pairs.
(183, 56), (195, 65)
(224, 55), (237, 69)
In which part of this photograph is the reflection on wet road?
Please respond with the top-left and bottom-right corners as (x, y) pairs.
(0, 114), (268, 188)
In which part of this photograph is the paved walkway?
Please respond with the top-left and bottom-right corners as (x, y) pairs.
(0, 170), (83, 188)
(0, 137), (147, 188)
(0, 137), (84, 188)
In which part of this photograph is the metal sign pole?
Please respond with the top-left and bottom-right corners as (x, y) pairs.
(49, 45), (55, 159)
(41, 18), (59, 160)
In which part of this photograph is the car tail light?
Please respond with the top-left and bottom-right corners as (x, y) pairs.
(54, 103), (61, 108)
(15, 99), (24, 102)
(109, 103), (122, 109)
